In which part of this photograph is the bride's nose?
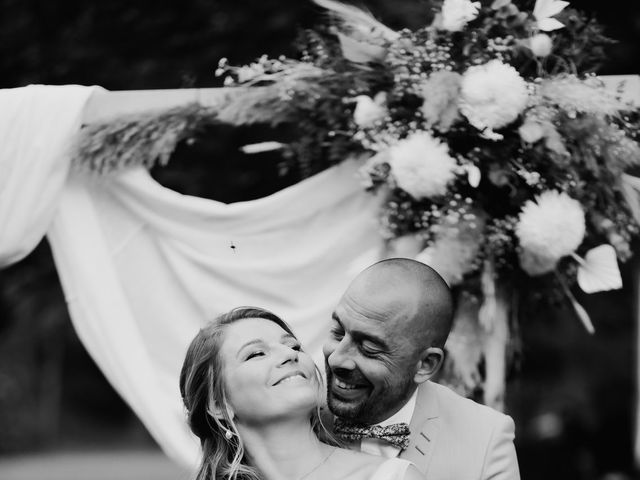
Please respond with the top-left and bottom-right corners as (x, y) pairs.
(276, 345), (299, 366)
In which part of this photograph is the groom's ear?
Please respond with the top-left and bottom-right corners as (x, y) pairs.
(413, 346), (444, 384)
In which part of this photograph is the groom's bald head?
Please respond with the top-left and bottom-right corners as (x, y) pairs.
(349, 258), (454, 348)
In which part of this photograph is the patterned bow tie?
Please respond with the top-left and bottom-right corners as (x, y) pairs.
(333, 418), (411, 450)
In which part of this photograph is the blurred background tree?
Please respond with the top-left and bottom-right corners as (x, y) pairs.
(0, 1), (639, 478)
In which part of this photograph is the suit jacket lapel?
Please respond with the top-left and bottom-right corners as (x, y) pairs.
(399, 381), (441, 474)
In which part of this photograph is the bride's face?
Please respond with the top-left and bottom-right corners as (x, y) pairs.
(219, 317), (320, 424)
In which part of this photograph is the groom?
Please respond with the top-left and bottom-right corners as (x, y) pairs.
(323, 258), (520, 479)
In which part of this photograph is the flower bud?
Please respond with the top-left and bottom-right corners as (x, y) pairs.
(519, 120), (545, 143)
(529, 33), (553, 57)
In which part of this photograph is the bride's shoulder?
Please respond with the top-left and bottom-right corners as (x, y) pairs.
(368, 458), (420, 480)
(328, 449), (386, 478)
(402, 463), (423, 480)
(331, 447), (387, 467)
(329, 450), (419, 480)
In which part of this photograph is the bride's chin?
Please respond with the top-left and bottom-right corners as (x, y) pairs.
(291, 391), (321, 415)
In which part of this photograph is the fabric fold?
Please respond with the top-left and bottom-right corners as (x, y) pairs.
(47, 160), (383, 467)
(0, 85), (99, 266)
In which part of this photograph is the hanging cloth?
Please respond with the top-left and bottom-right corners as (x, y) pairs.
(0, 85), (384, 467)
(0, 85), (98, 265)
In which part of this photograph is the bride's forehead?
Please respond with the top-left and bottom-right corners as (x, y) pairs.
(223, 317), (289, 343)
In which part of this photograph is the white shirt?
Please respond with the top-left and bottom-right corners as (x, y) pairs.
(360, 389), (418, 458)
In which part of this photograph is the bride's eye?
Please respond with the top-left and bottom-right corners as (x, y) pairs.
(246, 350), (265, 360)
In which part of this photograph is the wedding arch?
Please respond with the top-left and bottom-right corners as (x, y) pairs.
(1, 75), (639, 468)
(2, 0), (640, 469)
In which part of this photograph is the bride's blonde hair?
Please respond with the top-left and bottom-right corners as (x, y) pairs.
(179, 307), (330, 480)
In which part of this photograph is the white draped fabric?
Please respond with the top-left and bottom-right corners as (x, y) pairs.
(0, 85), (98, 265)
(0, 85), (384, 467)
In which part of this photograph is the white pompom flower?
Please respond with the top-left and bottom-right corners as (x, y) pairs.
(353, 92), (388, 128)
(460, 60), (529, 131)
(516, 190), (586, 275)
(441, 0), (481, 32)
(388, 132), (457, 199)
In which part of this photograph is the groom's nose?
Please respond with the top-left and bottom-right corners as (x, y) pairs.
(325, 338), (357, 371)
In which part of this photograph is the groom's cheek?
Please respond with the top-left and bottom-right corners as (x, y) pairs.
(361, 361), (388, 391)
(322, 338), (338, 363)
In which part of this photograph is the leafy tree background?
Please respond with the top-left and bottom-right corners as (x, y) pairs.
(1, 1), (639, 478)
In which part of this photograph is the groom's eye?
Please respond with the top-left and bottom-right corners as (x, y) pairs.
(360, 340), (382, 356)
(330, 328), (344, 340)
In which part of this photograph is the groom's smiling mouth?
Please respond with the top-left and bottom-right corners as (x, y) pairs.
(330, 374), (370, 401)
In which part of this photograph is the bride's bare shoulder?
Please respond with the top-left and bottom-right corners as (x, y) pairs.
(327, 451), (422, 480)
(329, 448), (389, 478)
(403, 464), (423, 480)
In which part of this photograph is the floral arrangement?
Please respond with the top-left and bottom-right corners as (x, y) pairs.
(217, 0), (640, 405)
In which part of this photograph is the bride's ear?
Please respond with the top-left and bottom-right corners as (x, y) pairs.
(207, 398), (233, 420)
(413, 346), (444, 384)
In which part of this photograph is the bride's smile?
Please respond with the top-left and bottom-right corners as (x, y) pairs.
(219, 317), (320, 423)
(273, 370), (308, 386)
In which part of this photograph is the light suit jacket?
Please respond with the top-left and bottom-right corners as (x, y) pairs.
(398, 381), (520, 480)
(325, 381), (520, 480)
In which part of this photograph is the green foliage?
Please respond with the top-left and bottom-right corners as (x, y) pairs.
(73, 104), (218, 173)
(216, 86), (300, 126)
(551, 8), (616, 74)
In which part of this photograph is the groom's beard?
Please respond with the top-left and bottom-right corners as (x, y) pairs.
(325, 363), (414, 425)
(325, 366), (370, 421)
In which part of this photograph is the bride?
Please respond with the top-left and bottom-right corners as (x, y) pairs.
(179, 306), (422, 480)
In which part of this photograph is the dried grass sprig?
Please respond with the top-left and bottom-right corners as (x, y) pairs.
(72, 103), (218, 174)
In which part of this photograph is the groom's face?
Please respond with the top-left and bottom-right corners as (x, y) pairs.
(323, 286), (421, 425)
